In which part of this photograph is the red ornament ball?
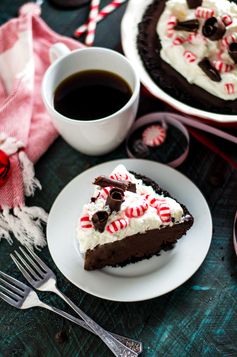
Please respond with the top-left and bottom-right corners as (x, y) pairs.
(0, 150), (11, 187)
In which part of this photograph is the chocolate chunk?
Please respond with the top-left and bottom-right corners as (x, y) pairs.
(132, 139), (150, 158)
(186, 0), (202, 9)
(92, 211), (109, 232)
(229, 42), (237, 63)
(202, 17), (226, 41)
(94, 176), (136, 193)
(106, 188), (124, 212)
(198, 58), (221, 82)
(174, 19), (199, 32)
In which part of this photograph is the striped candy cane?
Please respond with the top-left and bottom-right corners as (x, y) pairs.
(166, 16), (177, 38)
(74, 0), (127, 37)
(106, 218), (129, 234)
(225, 83), (235, 95)
(183, 50), (197, 63)
(212, 61), (234, 73)
(222, 33), (237, 47)
(195, 7), (214, 19)
(222, 14), (233, 27)
(85, 0), (101, 46)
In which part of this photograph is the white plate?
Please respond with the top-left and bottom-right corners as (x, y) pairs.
(47, 159), (212, 302)
(121, 0), (237, 124)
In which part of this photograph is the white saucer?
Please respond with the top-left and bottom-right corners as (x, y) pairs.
(47, 159), (212, 302)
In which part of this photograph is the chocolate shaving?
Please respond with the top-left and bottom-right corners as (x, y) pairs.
(94, 176), (136, 193)
(174, 19), (199, 33)
(186, 0), (202, 9)
(229, 42), (237, 63)
(202, 17), (226, 41)
(92, 211), (109, 232)
(106, 188), (124, 212)
(198, 58), (221, 82)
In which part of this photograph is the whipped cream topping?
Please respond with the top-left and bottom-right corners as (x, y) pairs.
(77, 164), (185, 253)
(157, 0), (237, 100)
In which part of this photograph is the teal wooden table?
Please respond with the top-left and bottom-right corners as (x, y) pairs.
(1, 1), (237, 356)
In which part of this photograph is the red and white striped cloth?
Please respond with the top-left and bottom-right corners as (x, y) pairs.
(0, 7), (83, 248)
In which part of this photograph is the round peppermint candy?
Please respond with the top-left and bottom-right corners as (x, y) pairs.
(80, 215), (93, 229)
(125, 201), (148, 218)
(106, 218), (129, 234)
(142, 125), (166, 147)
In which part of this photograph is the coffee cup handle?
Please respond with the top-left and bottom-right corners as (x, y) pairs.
(49, 43), (71, 63)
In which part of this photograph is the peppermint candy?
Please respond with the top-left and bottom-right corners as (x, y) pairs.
(80, 215), (93, 229)
(225, 83), (235, 95)
(125, 201), (148, 218)
(99, 186), (112, 200)
(222, 33), (237, 47)
(222, 14), (232, 27)
(212, 60), (234, 73)
(195, 7), (214, 19)
(157, 203), (171, 224)
(110, 172), (130, 180)
(142, 125), (166, 147)
(106, 218), (129, 234)
(183, 50), (197, 63)
(167, 15), (177, 38)
(144, 194), (165, 208)
(173, 35), (187, 46)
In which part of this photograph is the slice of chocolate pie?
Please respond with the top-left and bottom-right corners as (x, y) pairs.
(77, 165), (193, 270)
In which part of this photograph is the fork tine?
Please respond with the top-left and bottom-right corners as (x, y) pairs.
(0, 284), (20, 301)
(11, 254), (38, 283)
(0, 270), (27, 290)
(0, 277), (24, 296)
(18, 247), (45, 276)
(23, 246), (49, 272)
(13, 251), (42, 280)
(0, 291), (17, 307)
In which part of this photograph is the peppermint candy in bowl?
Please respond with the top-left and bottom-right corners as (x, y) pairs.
(126, 112), (190, 167)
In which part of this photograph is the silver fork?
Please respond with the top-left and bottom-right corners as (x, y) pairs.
(0, 271), (142, 355)
(11, 247), (140, 357)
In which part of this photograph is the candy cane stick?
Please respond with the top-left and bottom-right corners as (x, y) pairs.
(85, 0), (101, 46)
(74, 0), (127, 37)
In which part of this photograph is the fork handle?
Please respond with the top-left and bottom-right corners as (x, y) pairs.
(39, 301), (142, 355)
(51, 286), (138, 357)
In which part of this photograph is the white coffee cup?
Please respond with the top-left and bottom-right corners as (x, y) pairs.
(42, 43), (140, 156)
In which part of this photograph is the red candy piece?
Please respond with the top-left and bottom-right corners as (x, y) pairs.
(106, 218), (129, 234)
(222, 33), (237, 47)
(99, 186), (112, 200)
(0, 150), (10, 188)
(183, 50), (197, 63)
(212, 60), (234, 73)
(125, 201), (148, 218)
(166, 15), (177, 38)
(173, 35), (187, 46)
(80, 215), (93, 229)
(225, 83), (235, 95)
(222, 14), (232, 27)
(144, 194), (166, 208)
(157, 203), (171, 223)
(110, 173), (130, 180)
(195, 7), (214, 19)
(142, 125), (166, 147)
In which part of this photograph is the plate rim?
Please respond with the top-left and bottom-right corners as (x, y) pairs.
(47, 158), (213, 302)
(121, 0), (237, 124)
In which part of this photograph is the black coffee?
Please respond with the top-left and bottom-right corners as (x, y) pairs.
(54, 70), (132, 120)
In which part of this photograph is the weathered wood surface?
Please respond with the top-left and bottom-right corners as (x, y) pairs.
(0, 1), (237, 356)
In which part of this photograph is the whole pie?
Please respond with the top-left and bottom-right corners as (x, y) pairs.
(137, 0), (237, 114)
